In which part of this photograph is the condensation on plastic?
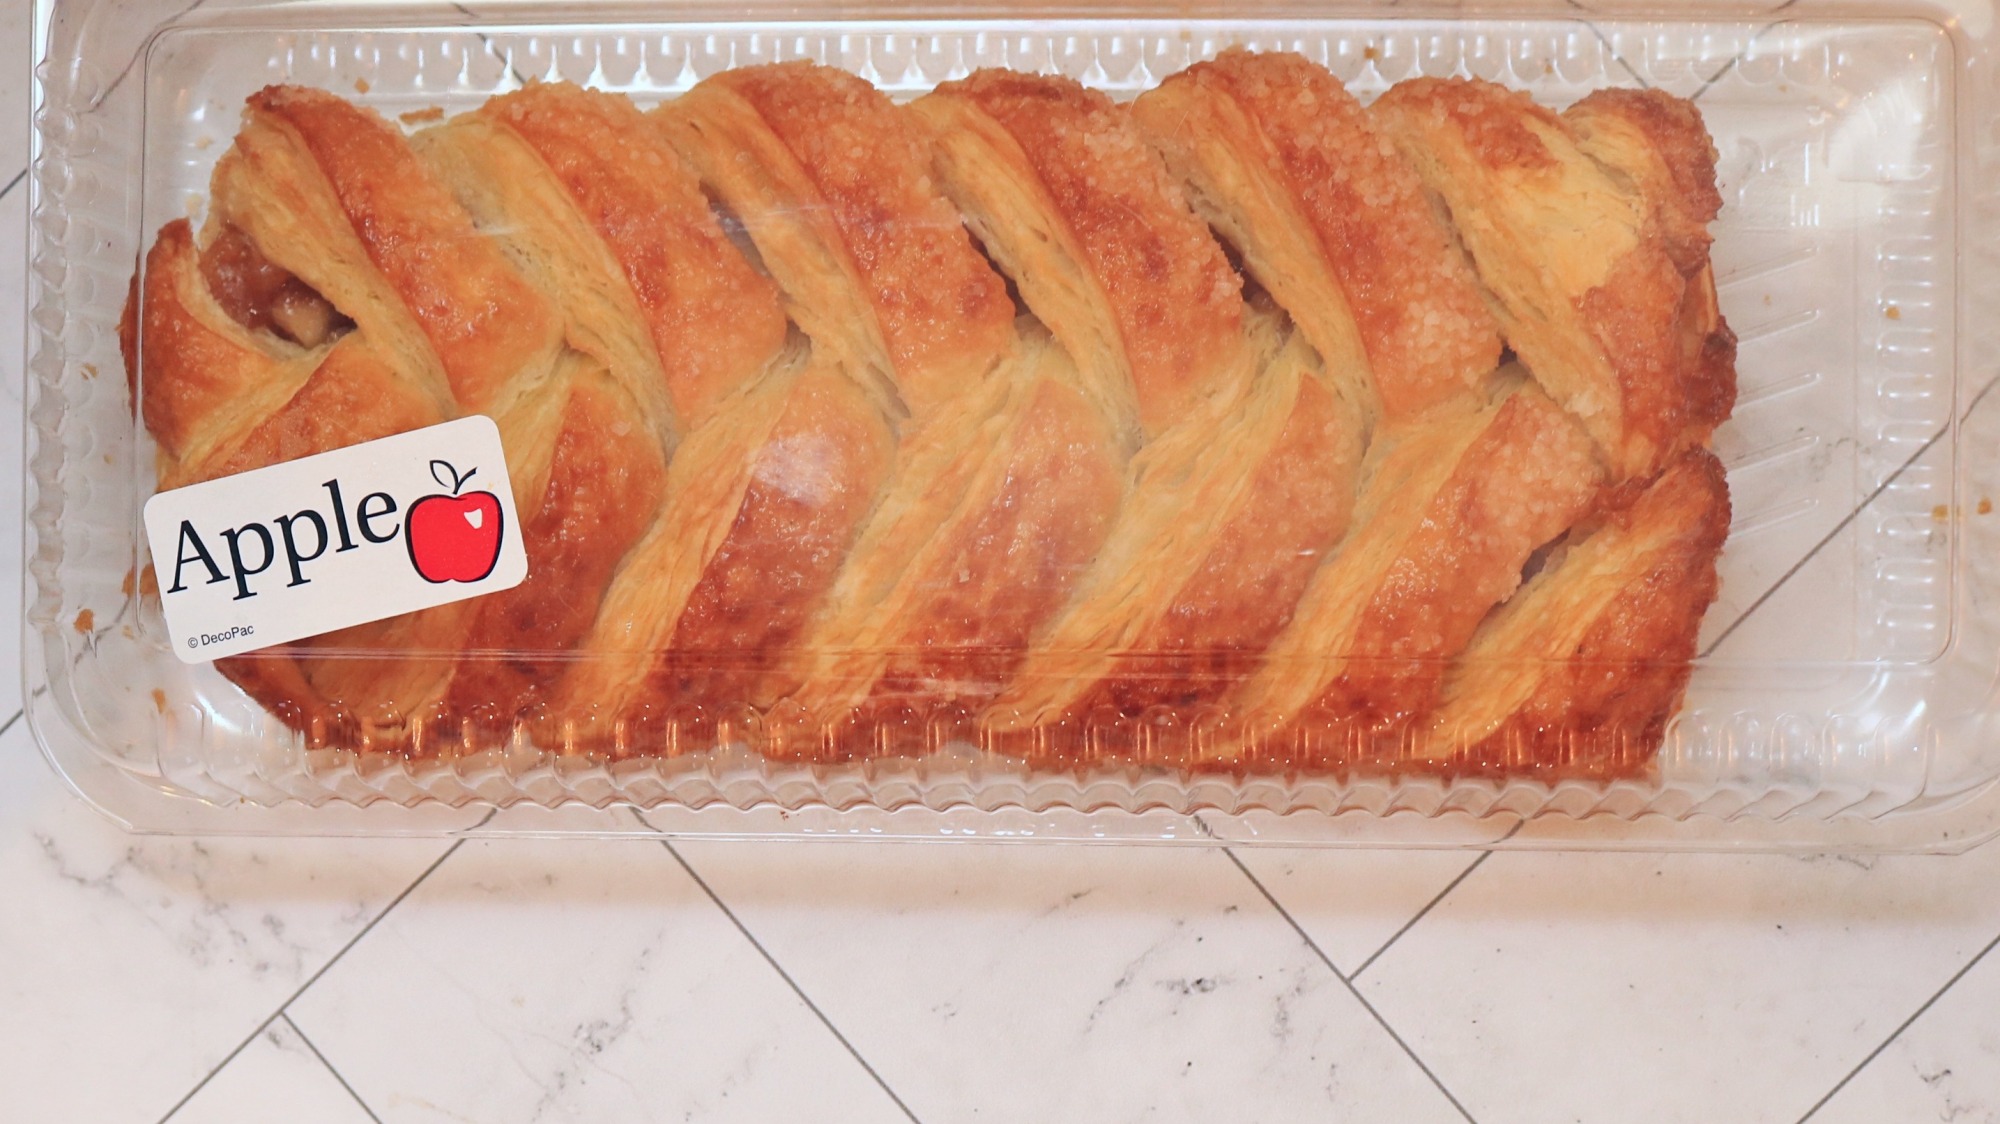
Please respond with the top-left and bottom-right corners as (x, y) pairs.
(21, 0), (2000, 848)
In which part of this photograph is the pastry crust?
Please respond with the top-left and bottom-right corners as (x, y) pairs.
(135, 220), (367, 488)
(777, 325), (1124, 752)
(659, 62), (1016, 418)
(441, 368), (671, 726)
(1370, 77), (1718, 483)
(480, 82), (790, 427)
(1134, 49), (1502, 430)
(645, 63), (1125, 758)
(913, 71), (1367, 747)
(132, 218), (466, 745)
(1224, 378), (1605, 762)
(989, 316), (1362, 747)
(1423, 448), (1731, 779)
(917, 70), (1250, 443)
(1566, 88), (1738, 447)
(141, 87), (689, 748)
(213, 86), (564, 424)
(128, 58), (1736, 781)
(636, 359), (896, 722)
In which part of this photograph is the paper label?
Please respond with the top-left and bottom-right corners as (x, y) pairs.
(143, 416), (528, 663)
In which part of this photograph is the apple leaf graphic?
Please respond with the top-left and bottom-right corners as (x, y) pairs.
(429, 459), (478, 495)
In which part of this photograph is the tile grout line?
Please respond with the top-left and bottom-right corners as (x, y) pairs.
(660, 839), (926, 1124)
(277, 1012), (386, 1124)
(1586, 22), (1649, 90)
(1794, 923), (2000, 1122)
(1349, 824), (1525, 981)
(1687, 0), (1993, 655)
(453, 2), (529, 88)
(151, 837), (468, 1124)
(1690, 18), (1785, 106)
(1701, 370), (2000, 657)
(0, 165), (25, 202)
(0, 708), (23, 739)
(88, 0), (210, 112)
(1222, 848), (1480, 1124)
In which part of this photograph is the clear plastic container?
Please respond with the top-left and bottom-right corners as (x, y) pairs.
(22, 0), (2000, 849)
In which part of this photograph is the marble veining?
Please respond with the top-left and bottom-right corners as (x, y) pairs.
(13, 8), (2000, 1121)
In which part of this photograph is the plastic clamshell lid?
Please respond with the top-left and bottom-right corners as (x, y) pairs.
(21, 0), (2000, 849)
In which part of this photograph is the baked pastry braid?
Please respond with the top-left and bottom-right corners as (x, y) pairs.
(918, 72), (1363, 751)
(128, 53), (1737, 782)
(136, 86), (661, 749)
(655, 64), (1124, 754)
(1124, 55), (1603, 761)
(1564, 88), (1738, 454)
(915, 70), (1263, 444)
(1222, 376), (1605, 763)
(1371, 77), (1731, 484)
(440, 81), (904, 747)
(1423, 448), (1731, 778)
(124, 219), (455, 739)
(657, 63), (1017, 416)
(1132, 49), (1502, 432)
(387, 81), (870, 747)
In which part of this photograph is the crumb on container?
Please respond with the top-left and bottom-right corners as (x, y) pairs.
(400, 106), (445, 125)
(121, 566), (162, 601)
(354, 77), (371, 93)
(1933, 504), (1951, 522)
(1886, 305), (1902, 320)
(152, 689), (168, 714)
(73, 608), (94, 634)
(1981, 497), (1994, 515)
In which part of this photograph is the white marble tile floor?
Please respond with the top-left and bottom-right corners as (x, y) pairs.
(10, 7), (2000, 1122)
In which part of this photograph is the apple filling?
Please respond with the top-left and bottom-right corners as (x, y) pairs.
(199, 224), (353, 348)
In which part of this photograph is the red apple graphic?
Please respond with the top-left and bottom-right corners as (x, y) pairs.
(405, 459), (504, 583)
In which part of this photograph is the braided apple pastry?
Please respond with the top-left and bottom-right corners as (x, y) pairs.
(126, 48), (1735, 780)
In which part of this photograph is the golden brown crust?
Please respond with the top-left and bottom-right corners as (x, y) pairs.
(1679, 266), (1738, 443)
(1228, 381), (1604, 755)
(204, 337), (439, 487)
(131, 68), (1733, 780)
(1566, 88), (1722, 277)
(1370, 77), (1721, 483)
(137, 86), (702, 751)
(1095, 368), (1357, 718)
(778, 328), (1124, 746)
(1567, 88), (1738, 445)
(128, 218), (458, 746)
(918, 70), (1247, 440)
(480, 82), (789, 425)
(550, 358), (803, 730)
(444, 372), (671, 722)
(132, 220), (325, 480)
(1427, 449), (1730, 779)
(640, 362), (896, 727)
(988, 322), (1361, 741)
(236, 86), (563, 417)
(1314, 385), (1604, 725)
(1134, 50), (1501, 427)
(869, 375), (1121, 702)
(664, 63), (1016, 416)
